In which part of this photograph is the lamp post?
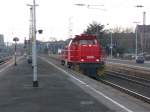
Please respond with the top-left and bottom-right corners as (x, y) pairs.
(134, 5), (144, 56)
(13, 37), (19, 66)
(133, 22), (140, 59)
(27, 0), (43, 87)
(75, 4), (104, 9)
(27, 0), (38, 87)
(110, 30), (113, 59)
(32, 0), (38, 87)
(105, 23), (113, 59)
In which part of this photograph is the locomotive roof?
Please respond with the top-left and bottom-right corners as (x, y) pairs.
(74, 34), (97, 40)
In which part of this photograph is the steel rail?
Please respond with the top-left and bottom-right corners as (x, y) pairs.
(107, 62), (150, 72)
(0, 56), (12, 65)
(107, 70), (150, 83)
(98, 77), (150, 104)
(105, 71), (150, 87)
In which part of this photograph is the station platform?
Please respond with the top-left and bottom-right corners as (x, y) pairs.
(0, 56), (150, 112)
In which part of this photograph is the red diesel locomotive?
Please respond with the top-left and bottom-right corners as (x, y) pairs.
(61, 34), (106, 77)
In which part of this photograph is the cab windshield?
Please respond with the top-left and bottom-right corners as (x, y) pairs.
(79, 39), (97, 45)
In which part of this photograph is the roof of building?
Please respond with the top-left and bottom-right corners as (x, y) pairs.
(137, 25), (150, 33)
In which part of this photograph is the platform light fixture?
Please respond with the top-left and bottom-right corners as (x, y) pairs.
(13, 37), (19, 66)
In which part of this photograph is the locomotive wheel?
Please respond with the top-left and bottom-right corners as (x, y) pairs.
(61, 60), (65, 66)
(67, 64), (71, 68)
(67, 62), (72, 68)
(74, 64), (83, 74)
(97, 65), (106, 76)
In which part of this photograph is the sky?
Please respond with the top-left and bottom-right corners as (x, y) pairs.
(0, 0), (150, 43)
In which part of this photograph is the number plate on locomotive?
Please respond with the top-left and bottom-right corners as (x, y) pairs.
(87, 56), (94, 59)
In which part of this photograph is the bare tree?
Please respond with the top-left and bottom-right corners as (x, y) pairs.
(112, 26), (134, 33)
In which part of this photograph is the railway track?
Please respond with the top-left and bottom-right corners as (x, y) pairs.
(98, 71), (150, 104)
(107, 63), (150, 80)
(0, 56), (12, 65)
(106, 71), (150, 87)
(47, 55), (150, 104)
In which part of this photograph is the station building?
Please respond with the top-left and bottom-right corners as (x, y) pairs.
(136, 25), (150, 54)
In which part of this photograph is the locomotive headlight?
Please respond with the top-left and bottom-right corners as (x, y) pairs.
(96, 59), (99, 62)
(81, 59), (84, 62)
